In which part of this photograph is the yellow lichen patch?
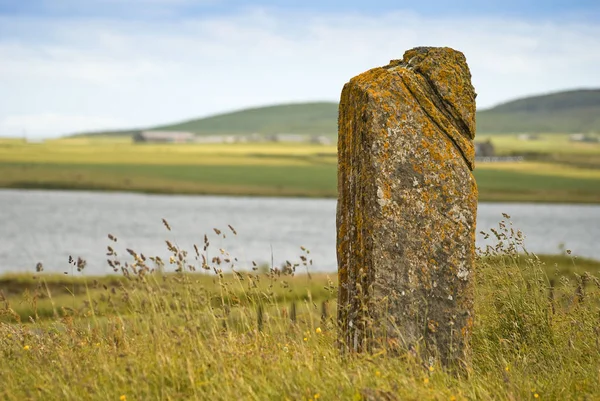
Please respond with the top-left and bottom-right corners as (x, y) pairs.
(337, 47), (477, 367)
(404, 47), (476, 139)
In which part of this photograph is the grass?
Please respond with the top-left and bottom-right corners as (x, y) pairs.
(1, 220), (600, 400)
(73, 90), (600, 138)
(154, 102), (340, 137)
(1, 136), (600, 202)
(473, 168), (600, 203)
(0, 162), (338, 197)
(478, 134), (600, 157)
(72, 102), (340, 138)
(477, 161), (600, 180)
(1, 255), (596, 324)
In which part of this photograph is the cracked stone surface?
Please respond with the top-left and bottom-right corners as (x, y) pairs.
(336, 47), (478, 367)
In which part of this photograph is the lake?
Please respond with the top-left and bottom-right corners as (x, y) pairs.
(1, 189), (599, 275)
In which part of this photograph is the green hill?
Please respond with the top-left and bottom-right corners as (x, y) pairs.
(76, 89), (600, 137)
(155, 102), (338, 136)
(75, 102), (339, 138)
(477, 89), (600, 134)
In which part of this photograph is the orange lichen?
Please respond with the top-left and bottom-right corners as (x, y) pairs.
(337, 47), (477, 368)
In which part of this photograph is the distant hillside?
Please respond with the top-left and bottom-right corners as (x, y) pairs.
(155, 102), (338, 136)
(74, 102), (339, 138)
(76, 89), (600, 137)
(477, 89), (600, 134)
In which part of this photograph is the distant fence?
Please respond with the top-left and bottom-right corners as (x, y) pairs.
(476, 156), (524, 163)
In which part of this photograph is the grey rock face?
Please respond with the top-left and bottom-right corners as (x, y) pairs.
(336, 47), (478, 368)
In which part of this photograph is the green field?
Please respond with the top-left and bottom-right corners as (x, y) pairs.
(1, 225), (600, 400)
(1, 135), (599, 202)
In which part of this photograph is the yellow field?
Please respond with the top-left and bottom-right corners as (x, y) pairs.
(1, 135), (599, 202)
(0, 138), (337, 166)
(477, 161), (600, 180)
(478, 133), (600, 155)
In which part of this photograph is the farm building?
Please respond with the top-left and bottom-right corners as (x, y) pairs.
(194, 135), (237, 144)
(517, 133), (540, 141)
(569, 133), (599, 143)
(474, 139), (495, 157)
(267, 133), (307, 143)
(311, 135), (333, 145)
(133, 131), (195, 143)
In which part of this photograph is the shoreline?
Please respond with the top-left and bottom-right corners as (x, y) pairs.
(2, 184), (600, 205)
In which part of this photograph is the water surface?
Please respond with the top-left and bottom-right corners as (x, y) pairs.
(1, 189), (598, 275)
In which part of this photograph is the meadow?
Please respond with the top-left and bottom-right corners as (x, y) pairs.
(0, 134), (600, 202)
(1, 220), (600, 400)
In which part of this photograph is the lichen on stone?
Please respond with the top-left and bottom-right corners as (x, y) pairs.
(337, 47), (478, 369)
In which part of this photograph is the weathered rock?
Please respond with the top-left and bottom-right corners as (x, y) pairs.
(336, 47), (478, 368)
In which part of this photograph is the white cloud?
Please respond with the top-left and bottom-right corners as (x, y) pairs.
(1, 9), (599, 138)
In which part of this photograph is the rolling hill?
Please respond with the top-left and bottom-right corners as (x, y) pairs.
(476, 89), (600, 134)
(155, 102), (339, 136)
(75, 89), (600, 138)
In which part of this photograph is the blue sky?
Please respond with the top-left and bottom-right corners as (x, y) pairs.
(1, 0), (599, 137)
(2, 0), (599, 20)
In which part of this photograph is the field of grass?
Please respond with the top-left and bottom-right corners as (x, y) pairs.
(1, 222), (600, 400)
(478, 133), (600, 156)
(477, 134), (600, 173)
(1, 135), (599, 202)
(74, 102), (340, 138)
(76, 90), (600, 138)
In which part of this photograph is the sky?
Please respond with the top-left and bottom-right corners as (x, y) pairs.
(1, 0), (599, 138)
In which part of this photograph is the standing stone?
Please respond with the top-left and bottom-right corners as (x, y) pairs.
(336, 47), (478, 368)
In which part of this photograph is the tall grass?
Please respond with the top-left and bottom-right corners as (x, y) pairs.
(0, 218), (599, 400)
